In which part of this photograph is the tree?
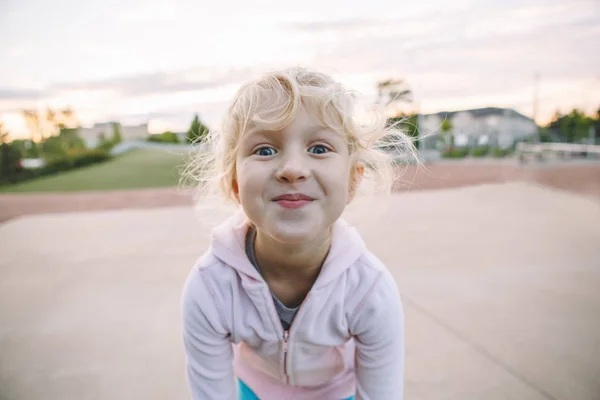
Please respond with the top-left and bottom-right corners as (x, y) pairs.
(22, 107), (80, 143)
(376, 79), (413, 106)
(0, 124), (22, 182)
(538, 127), (553, 143)
(375, 78), (417, 150)
(59, 127), (86, 151)
(22, 110), (44, 143)
(12, 139), (38, 158)
(547, 109), (595, 143)
(36, 125), (86, 158)
(97, 132), (113, 151)
(111, 122), (123, 144)
(28, 140), (40, 158)
(440, 118), (454, 150)
(594, 106), (600, 144)
(186, 114), (210, 143)
(376, 79), (413, 119)
(386, 114), (419, 149)
(11, 139), (41, 158)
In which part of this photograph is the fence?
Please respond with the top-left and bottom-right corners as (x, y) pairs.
(516, 142), (600, 163)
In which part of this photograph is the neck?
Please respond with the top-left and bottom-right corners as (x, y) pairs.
(254, 227), (331, 282)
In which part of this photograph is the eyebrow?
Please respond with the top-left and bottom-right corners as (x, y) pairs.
(245, 125), (337, 138)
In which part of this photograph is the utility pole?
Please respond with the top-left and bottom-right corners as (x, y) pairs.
(533, 72), (540, 142)
(415, 100), (423, 151)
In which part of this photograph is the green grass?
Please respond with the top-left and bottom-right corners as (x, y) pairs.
(0, 149), (191, 193)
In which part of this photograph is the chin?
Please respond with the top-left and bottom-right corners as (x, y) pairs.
(264, 218), (326, 245)
(271, 225), (320, 245)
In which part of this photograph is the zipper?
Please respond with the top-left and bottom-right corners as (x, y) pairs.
(267, 292), (310, 386)
(282, 329), (290, 384)
(267, 295), (290, 384)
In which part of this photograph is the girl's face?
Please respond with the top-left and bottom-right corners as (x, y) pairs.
(234, 106), (359, 245)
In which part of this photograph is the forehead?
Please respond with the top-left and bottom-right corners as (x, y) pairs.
(243, 101), (346, 138)
(247, 111), (343, 144)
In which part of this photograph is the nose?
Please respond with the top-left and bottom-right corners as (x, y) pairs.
(275, 151), (309, 184)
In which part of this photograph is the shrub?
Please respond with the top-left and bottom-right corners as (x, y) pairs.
(492, 148), (511, 158)
(111, 122), (123, 144)
(147, 134), (162, 143)
(0, 149), (111, 186)
(186, 114), (210, 143)
(0, 139), (23, 183)
(43, 149), (110, 174)
(44, 157), (74, 173)
(471, 146), (489, 157)
(147, 132), (180, 144)
(441, 147), (469, 158)
(71, 149), (110, 167)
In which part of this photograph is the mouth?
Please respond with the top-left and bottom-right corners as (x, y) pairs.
(272, 193), (314, 209)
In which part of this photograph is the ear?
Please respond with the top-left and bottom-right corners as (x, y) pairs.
(347, 162), (364, 203)
(232, 178), (240, 202)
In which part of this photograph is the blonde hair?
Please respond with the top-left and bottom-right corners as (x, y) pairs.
(182, 67), (419, 219)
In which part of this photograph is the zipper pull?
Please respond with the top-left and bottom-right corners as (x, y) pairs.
(283, 330), (289, 353)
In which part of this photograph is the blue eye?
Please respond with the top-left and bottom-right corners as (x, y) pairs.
(308, 145), (329, 155)
(255, 147), (277, 156)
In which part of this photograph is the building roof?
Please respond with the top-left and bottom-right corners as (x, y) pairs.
(422, 107), (534, 122)
(91, 122), (148, 128)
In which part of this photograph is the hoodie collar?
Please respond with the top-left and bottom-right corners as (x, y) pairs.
(210, 210), (365, 288)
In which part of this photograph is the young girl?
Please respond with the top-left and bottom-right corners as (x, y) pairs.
(181, 67), (411, 400)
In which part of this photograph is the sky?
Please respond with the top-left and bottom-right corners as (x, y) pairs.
(1, 0), (599, 137)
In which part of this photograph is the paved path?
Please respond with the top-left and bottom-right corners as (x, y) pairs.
(1, 182), (599, 399)
(1, 161), (599, 223)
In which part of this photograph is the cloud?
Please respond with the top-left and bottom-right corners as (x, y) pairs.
(307, 3), (599, 88)
(0, 67), (260, 104)
(0, 88), (43, 101)
(116, 2), (180, 22)
(284, 0), (599, 122)
(287, 19), (377, 32)
(1, 0), (597, 129)
(50, 67), (257, 97)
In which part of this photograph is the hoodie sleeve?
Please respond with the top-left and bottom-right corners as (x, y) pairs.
(350, 270), (405, 400)
(181, 267), (236, 400)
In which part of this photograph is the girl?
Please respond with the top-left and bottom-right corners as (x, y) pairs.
(182, 67), (412, 400)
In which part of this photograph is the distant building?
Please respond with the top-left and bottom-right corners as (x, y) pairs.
(419, 107), (537, 149)
(79, 122), (149, 148)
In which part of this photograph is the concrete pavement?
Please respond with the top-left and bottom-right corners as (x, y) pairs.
(1, 182), (599, 400)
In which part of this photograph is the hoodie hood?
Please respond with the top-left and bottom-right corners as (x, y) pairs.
(210, 210), (366, 288)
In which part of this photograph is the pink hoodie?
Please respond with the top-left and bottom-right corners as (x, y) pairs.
(181, 211), (405, 399)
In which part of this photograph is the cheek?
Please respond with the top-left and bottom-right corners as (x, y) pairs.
(324, 161), (352, 197)
(236, 160), (267, 195)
